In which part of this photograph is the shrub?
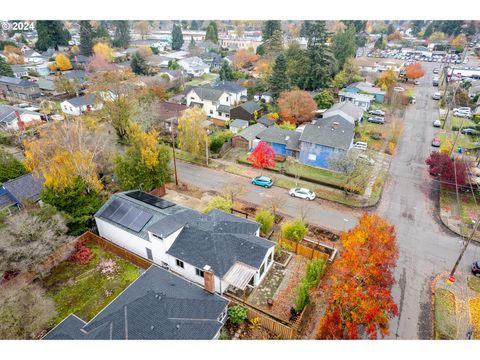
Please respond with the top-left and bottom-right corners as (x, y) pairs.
(228, 305), (247, 325)
(281, 220), (307, 242)
(69, 241), (93, 265)
(386, 142), (396, 155)
(210, 130), (233, 153)
(294, 279), (310, 313)
(203, 196), (233, 214)
(249, 316), (261, 330)
(255, 209), (275, 236)
(219, 329), (230, 340)
(305, 259), (325, 288)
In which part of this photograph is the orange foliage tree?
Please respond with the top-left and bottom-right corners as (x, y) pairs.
(278, 90), (317, 125)
(405, 62), (425, 80)
(233, 48), (258, 70)
(316, 213), (399, 339)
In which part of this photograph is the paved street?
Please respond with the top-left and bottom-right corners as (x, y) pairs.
(175, 61), (480, 339)
(379, 62), (479, 339)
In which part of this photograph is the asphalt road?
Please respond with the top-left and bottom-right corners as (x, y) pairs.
(176, 161), (358, 232)
(379, 62), (479, 339)
(175, 61), (480, 339)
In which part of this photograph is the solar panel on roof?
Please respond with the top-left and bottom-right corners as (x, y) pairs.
(100, 199), (152, 233)
(125, 191), (175, 209)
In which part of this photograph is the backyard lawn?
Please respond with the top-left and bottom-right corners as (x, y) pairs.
(41, 243), (142, 325)
(355, 121), (389, 151)
(185, 73), (219, 87)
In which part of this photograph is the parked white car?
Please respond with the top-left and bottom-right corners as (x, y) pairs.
(433, 119), (442, 127)
(432, 92), (442, 100)
(453, 107), (472, 118)
(288, 188), (316, 201)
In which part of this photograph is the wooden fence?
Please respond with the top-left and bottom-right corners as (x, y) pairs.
(80, 231), (153, 269)
(280, 238), (332, 263)
(226, 293), (308, 339)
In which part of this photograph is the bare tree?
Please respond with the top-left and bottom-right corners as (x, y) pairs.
(222, 183), (246, 204)
(262, 195), (283, 218)
(0, 207), (71, 278)
(329, 152), (370, 195)
(0, 282), (57, 339)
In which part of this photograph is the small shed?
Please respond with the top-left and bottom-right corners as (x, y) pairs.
(229, 119), (249, 134)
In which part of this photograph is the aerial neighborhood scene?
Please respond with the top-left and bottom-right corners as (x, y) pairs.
(1, 10), (480, 350)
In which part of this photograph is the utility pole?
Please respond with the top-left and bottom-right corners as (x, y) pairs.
(448, 218), (480, 279)
(205, 129), (209, 167)
(170, 118), (179, 186)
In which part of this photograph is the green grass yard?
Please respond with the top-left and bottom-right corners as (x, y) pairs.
(41, 243), (141, 325)
(434, 288), (458, 340)
(185, 73), (219, 87)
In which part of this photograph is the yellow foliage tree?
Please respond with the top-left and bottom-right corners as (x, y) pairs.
(450, 34), (467, 50)
(128, 122), (160, 170)
(70, 45), (80, 56)
(53, 53), (73, 71)
(4, 45), (24, 64)
(429, 32), (446, 43)
(93, 42), (114, 62)
(440, 138), (453, 155)
(377, 69), (397, 90)
(177, 107), (209, 161)
(24, 120), (105, 192)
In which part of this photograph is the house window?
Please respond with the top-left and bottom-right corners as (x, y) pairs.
(226, 114), (230, 118)
(176, 259), (184, 268)
(209, 110), (213, 115)
(190, 97), (194, 100)
(259, 263), (265, 277)
(146, 248), (153, 261)
(195, 268), (204, 278)
(218, 112), (222, 116)
(308, 154), (317, 161)
(226, 96), (229, 102)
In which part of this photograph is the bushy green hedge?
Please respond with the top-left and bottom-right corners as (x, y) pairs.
(210, 130), (233, 153)
(228, 305), (247, 325)
(281, 220), (307, 242)
(293, 258), (325, 313)
(255, 209), (275, 236)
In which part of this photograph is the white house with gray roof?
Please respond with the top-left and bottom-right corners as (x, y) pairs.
(61, 94), (102, 116)
(0, 104), (42, 131)
(95, 191), (275, 295)
(177, 56), (210, 77)
(338, 91), (375, 110)
(186, 81), (247, 125)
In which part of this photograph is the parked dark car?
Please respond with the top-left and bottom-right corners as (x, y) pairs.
(472, 261), (480, 277)
(368, 109), (385, 117)
(461, 128), (480, 136)
(367, 116), (385, 124)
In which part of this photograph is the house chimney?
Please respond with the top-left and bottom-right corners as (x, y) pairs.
(203, 265), (215, 293)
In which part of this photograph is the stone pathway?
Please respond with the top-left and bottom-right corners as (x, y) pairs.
(248, 265), (285, 307)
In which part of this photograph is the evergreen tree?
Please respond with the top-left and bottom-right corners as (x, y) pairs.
(130, 52), (149, 75)
(374, 34), (385, 49)
(300, 21), (311, 38)
(262, 20), (281, 42)
(79, 20), (93, 56)
(305, 21), (332, 90)
(35, 21), (71, 51)
(423, 22), (434, 39)
(256, 44), (265, 56)
(93, 26), (111, 44)
(0, 57), (13, 77)
(269, 53), (289, 99)
(285, 42), (309, 89)
(0, 146), (27, 182)
(112, 20), (130, 49)
(190, 20), (199, 30)
(205, 21), (219, 44)
(219, 61), (234, 81)
(171, 24), (184, 50)
(411, 20), (424, 36)
(264, 29), (283, 56)
(332, 26), (357, 70)
(386, 23), (395, 35)
(342, 20), (367, 33)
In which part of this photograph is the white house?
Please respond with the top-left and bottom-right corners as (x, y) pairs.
(186, 81), (247, 125)
(95, 191), (275, 295)
(338, 91), (375, 111)
(177, 56), (210, 77)
(0, 104), (42, 131)
(60, 94), (102, 116)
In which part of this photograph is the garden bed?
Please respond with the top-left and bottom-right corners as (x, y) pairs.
(41, 242), (141, 325)
(434, 288), (458, 340)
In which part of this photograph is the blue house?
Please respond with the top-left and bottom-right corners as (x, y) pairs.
(298, 115), (355, 169)
(256, 127), (301, 157)
(344, 81), (386, 103)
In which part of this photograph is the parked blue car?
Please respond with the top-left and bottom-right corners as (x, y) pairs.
(251, 176), (273, 188)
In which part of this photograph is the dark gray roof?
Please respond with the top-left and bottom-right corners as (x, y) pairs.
(257, 127), (297, 145)
(323, 102), (363, 123)
(235, 101), (261, 114)
(285, 131), (301, 151)
(299, 115), (354, 150)
(0, 105), (40, 125)
(2, 173), (45, 204)
(0, 76), (37, 87)
(63, 70), (86, 81)
(0, 189), (16, 209)
(64, 94), (97, 107)
(10, 65), (28, 74)
(213, 81), (245, 94)
(190, 87), (224, 102)
(217, 104), (231, 113)
(256, 115), (275, 127)
(236, 123), (266, 141)
(44, 266), (228, 340)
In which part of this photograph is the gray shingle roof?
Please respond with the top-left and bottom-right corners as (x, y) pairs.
(64, 94), (97, 107)
(285, 131), (301, 151)
(230, 119), (249, 128)
(256, 115), (275, 127)
(257, 127), (297, 145)
(299, 114), (354, 150)
(235, 101), (261, 114)
(217, 104), (231, 113)
(43, 266), (228, 340)
(191, 87), (224, 102)
(0, 189), (16, 209)
(0, 105), (39, 125)
(349, 82), (386, 96)
(213, 81), (245, 94)
(2, 173), (45, 204)
(236, 123), (266, 141)
(339, 91), (375, 102)
(323, 102), (363, 123)
(0, 76), (37, 87)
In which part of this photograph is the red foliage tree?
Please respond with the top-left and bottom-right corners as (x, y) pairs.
(317, 213), (399, 339)
(278, 90), (317, 125)
(405, 62), (425, 80)
(69, 240), (93, 265)
(425, 152), (468, 188)
(247, 141), (276, 172)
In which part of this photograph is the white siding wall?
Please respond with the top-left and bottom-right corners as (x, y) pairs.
(61, 101), (81, 116)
